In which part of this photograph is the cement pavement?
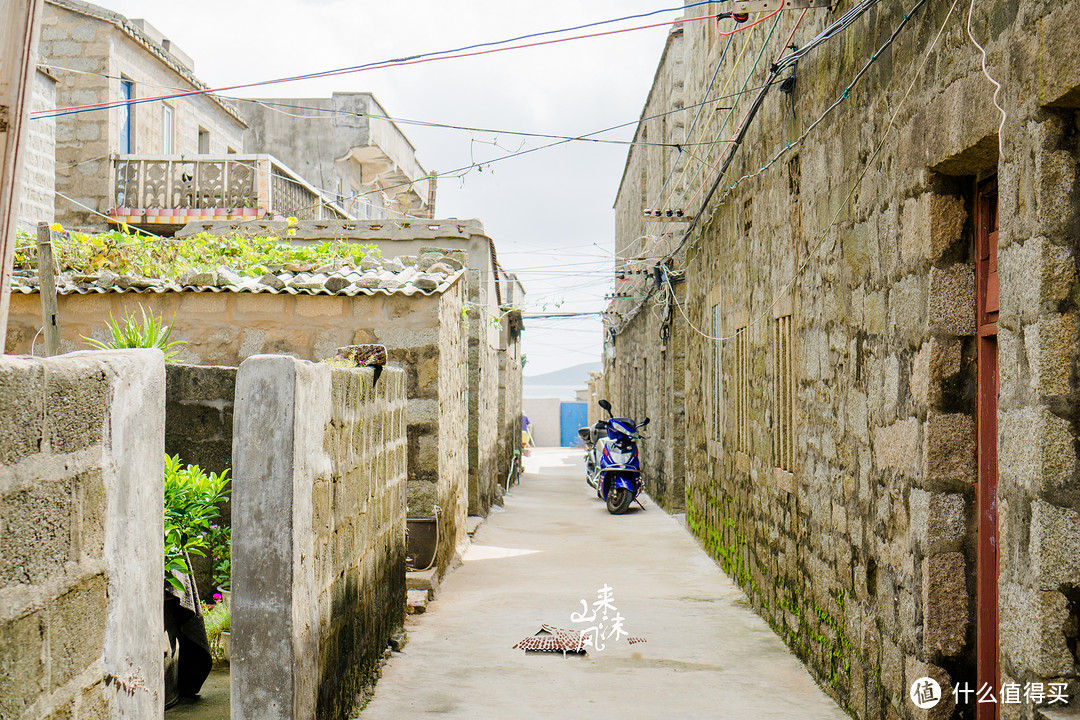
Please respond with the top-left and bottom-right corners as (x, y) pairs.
(358, 448), (848, 720)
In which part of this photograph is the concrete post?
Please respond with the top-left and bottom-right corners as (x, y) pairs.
(231, 354), (407, 720)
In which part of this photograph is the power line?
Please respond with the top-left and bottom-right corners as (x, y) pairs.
(33, 5), (719, 120)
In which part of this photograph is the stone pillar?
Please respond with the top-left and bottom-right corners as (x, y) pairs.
(231, 355), (407, 720)
(0, 349), (165, 720)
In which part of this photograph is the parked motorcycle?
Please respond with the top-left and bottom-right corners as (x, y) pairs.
(577, 421), (605, 490)
(581, 399), (649, 514)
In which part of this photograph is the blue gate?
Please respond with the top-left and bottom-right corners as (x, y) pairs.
(559, 402), (589, 447)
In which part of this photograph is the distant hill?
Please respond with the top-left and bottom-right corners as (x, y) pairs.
(524, 362), (602, 387)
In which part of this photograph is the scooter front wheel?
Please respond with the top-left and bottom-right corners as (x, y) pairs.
(606, 486), (633, 514)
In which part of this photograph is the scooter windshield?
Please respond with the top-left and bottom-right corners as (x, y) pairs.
(608, 418), (636, 438)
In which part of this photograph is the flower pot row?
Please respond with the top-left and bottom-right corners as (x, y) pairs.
(108, 207), (264, 223)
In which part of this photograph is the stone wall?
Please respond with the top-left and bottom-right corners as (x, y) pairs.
(6, 279), (471, 576)
(231, 356), (407, 720)
(609, 2), (1080, 718)
(468, 281), (500, 514)
(432, 281), (469, 571)
(0, 350), (164, 720)
(164, 363), (234, 480)
(496, 315), (524, 492)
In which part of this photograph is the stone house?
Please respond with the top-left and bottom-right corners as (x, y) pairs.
(602, 4), (1080, 720)
(38, 0), (250, 228)
(177, 218), (525, 519)
(5, 259), (470, 574)
(34, 2), (433, 234)
(242, 92), (433, 220)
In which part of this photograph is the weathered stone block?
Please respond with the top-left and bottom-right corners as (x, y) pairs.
(910, 489), (967, 554)
(889, 275), (925, 345)
(49, 573), (107, 690)
(0, 357), (44, 464)
(0, 611), (45, 719)
(999, 582), (1075, 677)
(295, 296), (345, 318)
(901, 193), (967, 266)
(904, 657), (956, 720)
(0, 477), (74, 585)
(910, 337), (962, 410)
(1024, 314), (1076, 397)
(922, 552), (969, 657)
(921, 413), (974, 490)
(45, 360), (109, 454)
(927, 264), (975, 336)
(999, 237), (1076, 326)
(999, 406), (1077, 496)
(1029, 499), (1080, 590)
(873, 418), (920, 475)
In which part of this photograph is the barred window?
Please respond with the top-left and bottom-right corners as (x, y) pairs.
(733, 326), (750, 454)
(712, 303), (723, 440)
(773, 314), (794, 472)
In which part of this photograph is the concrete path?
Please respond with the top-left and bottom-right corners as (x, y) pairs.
(359, 448), (847, 720)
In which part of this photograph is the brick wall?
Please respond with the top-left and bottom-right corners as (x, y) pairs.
(17, 69), (57, 228)
(608, 2), (1080, 718)
(0, 350), (164, 720)
(232, 356), (407, 720)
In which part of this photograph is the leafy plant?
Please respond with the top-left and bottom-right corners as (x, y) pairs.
(164, 454), (230, 593)
(84, 305), (185, 361)
(13, 227), (382, 279)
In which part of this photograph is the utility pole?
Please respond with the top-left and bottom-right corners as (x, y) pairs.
(0, 0), (45, 351)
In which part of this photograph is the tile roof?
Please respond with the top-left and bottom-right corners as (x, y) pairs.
(11, 262), (465, 298)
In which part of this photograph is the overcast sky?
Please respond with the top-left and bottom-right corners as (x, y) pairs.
(94, 0), (678, 377)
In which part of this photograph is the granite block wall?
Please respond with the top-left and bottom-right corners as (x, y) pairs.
(608, 2), (1080, 718)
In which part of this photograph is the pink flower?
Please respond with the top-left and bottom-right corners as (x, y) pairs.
(213, 592), (222, 602)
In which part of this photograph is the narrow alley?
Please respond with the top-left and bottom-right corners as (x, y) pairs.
(360, 448), (847, 720)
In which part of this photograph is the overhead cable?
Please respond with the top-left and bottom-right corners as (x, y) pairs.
(34, 4), (719, 120)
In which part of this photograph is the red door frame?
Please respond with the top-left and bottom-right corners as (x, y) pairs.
(975, 176), (999, 720)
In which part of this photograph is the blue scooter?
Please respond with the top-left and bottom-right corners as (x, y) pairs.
(592, 399), (649, 515)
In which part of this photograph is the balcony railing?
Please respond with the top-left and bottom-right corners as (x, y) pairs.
(109, 154), (353, 227)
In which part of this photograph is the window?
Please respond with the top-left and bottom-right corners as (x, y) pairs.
(120, 78), (134, 153)
(733, 326), (750, 454)
(773, 314), (794, 472)
(198, 127), (210, 154)
(712, 302), (723, 438)
(162, 104), (174, 154)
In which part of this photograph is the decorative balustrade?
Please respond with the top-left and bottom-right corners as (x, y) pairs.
(109, 154), (351, 227)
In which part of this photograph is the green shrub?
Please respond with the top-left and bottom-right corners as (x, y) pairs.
(164, 454), (230, 593)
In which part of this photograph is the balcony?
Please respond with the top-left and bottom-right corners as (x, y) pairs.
(109, 154), (353, 232)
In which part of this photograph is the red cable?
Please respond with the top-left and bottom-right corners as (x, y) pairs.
(716, 6), (784, 36)
(36, 13), (717, 118)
